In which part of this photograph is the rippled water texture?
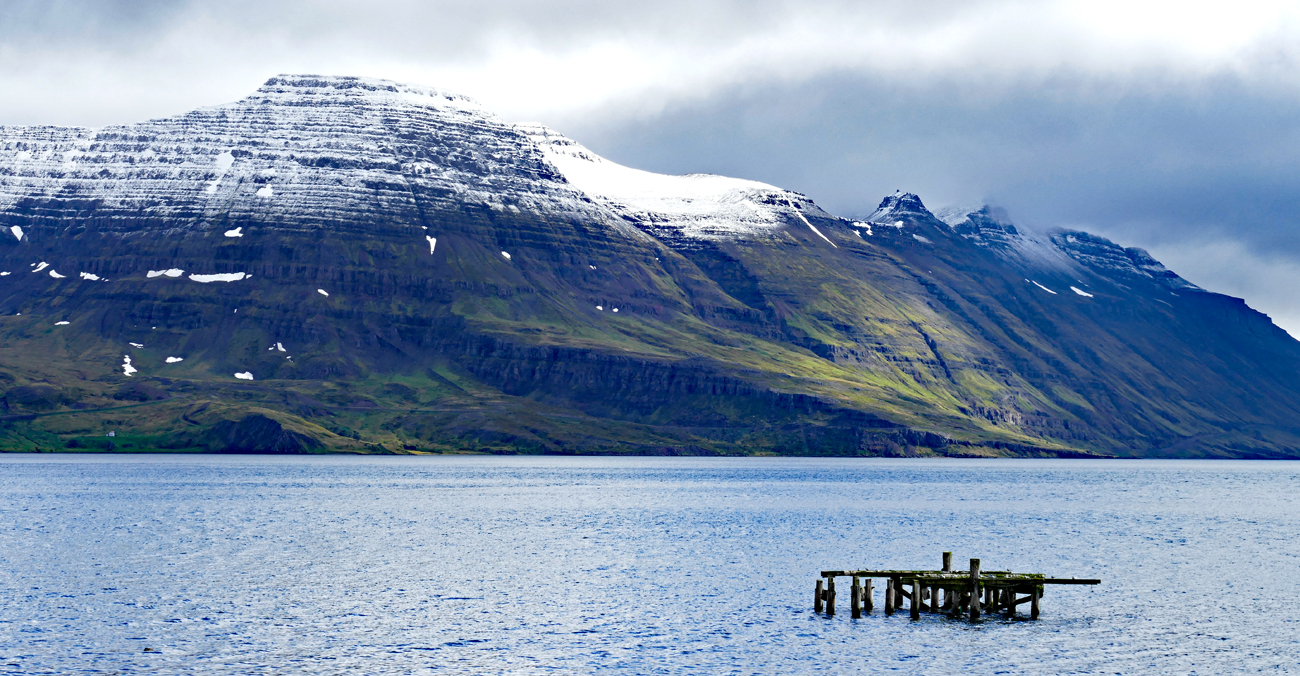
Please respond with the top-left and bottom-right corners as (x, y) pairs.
(1, 456), (1298, 674)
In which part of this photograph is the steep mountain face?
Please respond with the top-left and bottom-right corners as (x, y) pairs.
(1, 75), (1298, 457)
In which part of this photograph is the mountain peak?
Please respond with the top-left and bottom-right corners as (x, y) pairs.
(246, 74), (487, 114)
(1052, 231), (1201, 291)
(864, 191), (934, 224)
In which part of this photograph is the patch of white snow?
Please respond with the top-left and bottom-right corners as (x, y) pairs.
(129, 342), (144, 348)
(165, 356), (183, 363)
(122, 356), (137, 376)
(54, 321), (69, 326)
(255, 186), (273, 198)
(786, 198), (837, 248)
(147, 269), (184, 278)
(912, 234), (932, 244)
(501, 251), (511, 260)
(48, 270), (65, 278)
(276, 342), (286, 352)
(234, 371), (254, 380)
(189, 272), (246, 283)
(1071, 286), (1094, 298)
(1030, 280), (1058, 295)
(224, 227), (243, 237)
(426, 235), (436, 253)
(32, 262), (48, 273)
(9, 226), (22, 241)
(317, 289), (329, 296)
(205, 151), (235, 194)
(527, 125), (819, 242)
(79, 272), (100, 281)
(0, 272), (10, 276)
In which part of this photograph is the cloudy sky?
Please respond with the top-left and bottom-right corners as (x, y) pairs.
(3, 0), (1299, 333)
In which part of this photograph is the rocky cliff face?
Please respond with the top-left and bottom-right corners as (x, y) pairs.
(1, 75), (1298, 458)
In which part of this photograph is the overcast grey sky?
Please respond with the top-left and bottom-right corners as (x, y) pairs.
(3, 0), (1299, 334)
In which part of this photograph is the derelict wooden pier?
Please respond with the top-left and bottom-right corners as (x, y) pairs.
(816, 551), (1099, 620)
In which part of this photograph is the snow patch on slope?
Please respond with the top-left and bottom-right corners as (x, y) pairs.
(523, 124), (829, 243)
(190, 272), (246, 283)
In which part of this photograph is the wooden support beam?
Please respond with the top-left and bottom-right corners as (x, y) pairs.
(865, 578), (874, 612)
(942, 551), (952, 572)
(1031, 586), (1040, 620)
(969, 558), (982, 620)
(885, 578), (895, 615)
(815, 579), (824, 613)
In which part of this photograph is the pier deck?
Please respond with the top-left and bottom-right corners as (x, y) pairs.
(815, 552), (1100, 620)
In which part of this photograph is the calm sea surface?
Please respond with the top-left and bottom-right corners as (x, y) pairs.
(1, 455), (1297, 674)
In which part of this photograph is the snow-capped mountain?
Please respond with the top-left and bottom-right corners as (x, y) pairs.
(0, 75), (1296, 458)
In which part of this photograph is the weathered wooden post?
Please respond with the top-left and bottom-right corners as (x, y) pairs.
(865, 578), (874, 612)
(969, 558), (982, 620)
(911, 579), (921, 619)
(815, 579), (824, 613)
(851, 576), (862, 619)
(1031, 586), (1040, 620)
(885, 578), (895, 615)
(941, 551), (953, 611)
(1003, 588), (1015, 616)
(826, 578), (836, 616)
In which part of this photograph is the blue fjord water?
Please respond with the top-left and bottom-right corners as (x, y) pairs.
(0, 455), (1298, 675)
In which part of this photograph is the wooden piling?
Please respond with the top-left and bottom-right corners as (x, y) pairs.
(851, 577), (862, 619)
(885, 578), (895, 615)
(969, 558), (982, 620)
(942, 551), (952, 572)
(815, 579), (824, 613)
(1031, 586), (1040, 620)
(826, 578), (836, 616)
(865, 578), (874, 612)
(910, 579), (921, 620)
(1003, 588), (1014, 617)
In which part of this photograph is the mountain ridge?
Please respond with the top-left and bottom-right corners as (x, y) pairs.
(0, 74), (1297, 458)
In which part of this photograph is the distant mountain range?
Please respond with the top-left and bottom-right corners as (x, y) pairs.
(1, 75), (1297, 457)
